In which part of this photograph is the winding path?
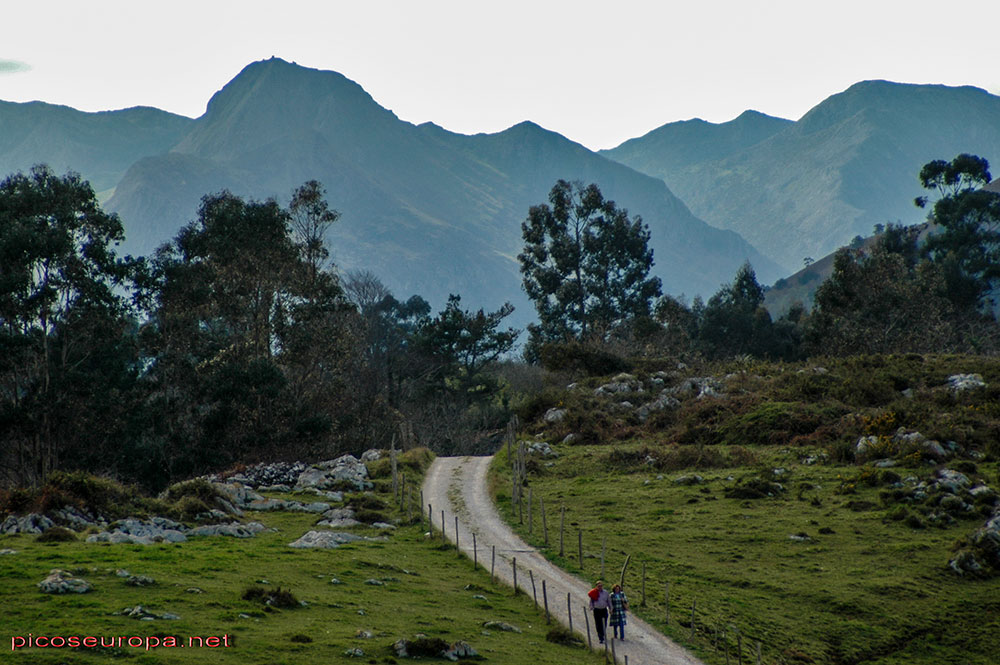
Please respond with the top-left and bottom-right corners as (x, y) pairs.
(421, 456), (704, 665)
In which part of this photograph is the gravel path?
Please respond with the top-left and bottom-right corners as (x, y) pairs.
(421, 455), (705, 665)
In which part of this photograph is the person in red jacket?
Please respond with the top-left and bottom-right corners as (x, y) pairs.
(588, 580), (610, 644)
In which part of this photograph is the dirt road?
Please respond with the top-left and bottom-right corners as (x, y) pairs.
(421, 455), (705, 665)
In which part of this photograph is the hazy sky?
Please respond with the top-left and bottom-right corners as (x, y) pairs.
(2, 0), (999, 151)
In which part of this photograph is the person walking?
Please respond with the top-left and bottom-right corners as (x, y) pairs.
(588, 580), (610, 644)
(609, 583), (629, 640)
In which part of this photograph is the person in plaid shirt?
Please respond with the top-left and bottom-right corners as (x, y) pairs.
(609, 584), (629, 640)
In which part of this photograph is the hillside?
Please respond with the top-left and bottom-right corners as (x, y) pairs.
(101, 58), (780, 326)
(0, 101), (192, 196)
(492, 355), (1000, 665)
(604, 81), (1000, 272)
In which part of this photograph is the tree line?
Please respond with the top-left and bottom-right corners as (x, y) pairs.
(518, 156), (1000, 371)
(0, 170), (517, 490)
(2, 154), (998, 490)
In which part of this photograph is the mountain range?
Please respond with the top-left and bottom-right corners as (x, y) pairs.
(3, 58), (1000, 327)
(604, 81), (1000, 271)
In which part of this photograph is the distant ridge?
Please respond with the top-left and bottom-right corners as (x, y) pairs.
(604, 80), (1000, 271)
(100, 58), (779, 326)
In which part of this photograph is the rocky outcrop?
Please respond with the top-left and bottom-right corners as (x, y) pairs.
(288, 530), (371, 549)
(38, 569), (91, 594)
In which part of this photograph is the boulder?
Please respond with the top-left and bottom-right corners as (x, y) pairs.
(1, 513), (54, 535)
(288, 530), (366, 549)
(38, 569), (91, 594)
(543, 408), (567, 424)
(947, 374), (986, 393)
(637, 393), (680, 422)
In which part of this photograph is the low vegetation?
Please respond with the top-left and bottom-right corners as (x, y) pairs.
(491, 354), (1000, 665)
(0, 455), (605, 665)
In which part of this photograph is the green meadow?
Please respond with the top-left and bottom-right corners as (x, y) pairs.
(0, 489), (604, 664)
(490, 355), (1000, 665)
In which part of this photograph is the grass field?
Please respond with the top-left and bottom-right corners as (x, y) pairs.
(0, 491), (606, 664)
(490, 355), (1000, 665)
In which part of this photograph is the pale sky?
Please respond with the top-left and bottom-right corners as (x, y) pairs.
(2, 0), (999, 151)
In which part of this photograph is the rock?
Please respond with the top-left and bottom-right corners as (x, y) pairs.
(125, 575), (155, 587)
(947, 373), (986, 392)
(317, 507), (360, 528)
(443, 641), (479, 661)
(38, 569), (91, 594)
(189, 522), (266, 538)
(673, 474), (704, 485)
(297, 454), (372, 491)
(361, 449), (382, 462)
(482, 621), (521, 633)
(637, 394), (680, 422)
(344, 647), (365, 657)
(561, 433), (580, 445)
(371, 522), (396, 530)
(356, 630), (374, 639)
(526, 440), (557, 457)
(594, 374), (641, 396)
(934, 469), (971, 494)
(667, 377), (722, 399)
(855, 435), (880, 459)
(87, 518), (188, 545)
(1, 513), (54, 535)
(364, 579), (385, 586)
(0, 549), (16, 555)
(543, 408), (567, 424)
(288, 530), (365, 549)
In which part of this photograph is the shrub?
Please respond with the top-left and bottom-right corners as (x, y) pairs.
(162, 478), (222, 505)
(405, 637), (450, 657)
(36, 526), (77, 543)
(725, 475), (785, 499)
(173, 496), (212, 522)
(242, 586), (299, 609)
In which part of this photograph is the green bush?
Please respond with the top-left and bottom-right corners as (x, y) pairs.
(242, 586), (299, 609)
(173, 496), (212, 521)
(36, 526), (78, 542)
(163, 478), (223, 505)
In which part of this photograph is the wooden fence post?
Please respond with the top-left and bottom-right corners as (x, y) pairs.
(491, 545), (496, 584)
(441, 510), (446, 544)
(584, 604), (592, 649)
(473, 533), (477, 569)
(542, 579), (550, 623)
(567, 592), (573, 632)
(529, 569), (537, 609)
(578, 529), (583, 568)
(512, 557), (518, 594)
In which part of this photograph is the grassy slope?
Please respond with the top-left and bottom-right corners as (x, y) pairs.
(490, 355), (1000, 665)
(0, 480), (605, 664)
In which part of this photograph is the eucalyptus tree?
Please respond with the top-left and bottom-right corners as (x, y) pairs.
(0, 166), (141, 486)
(519, 180), (661, 358)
